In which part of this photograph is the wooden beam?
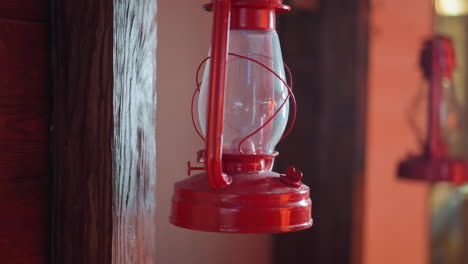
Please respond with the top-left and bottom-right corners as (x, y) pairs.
(51, 0), (157, 263)
(274, 0), (369, 263)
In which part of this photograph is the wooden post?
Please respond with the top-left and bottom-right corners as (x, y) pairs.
(274, 0), (369, 263)
(51, 0), (157, 263)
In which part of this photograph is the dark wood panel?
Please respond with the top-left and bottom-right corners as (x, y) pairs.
(0, 101), (48, 141)
(51, 0), (157, 263)
(0, 0), (49, 21)
(51, 1), (114, 263)
(0, 20), (49, 97)
(0, 188), (48, 261)
(274, 0), (369, 263)
(0, 142), (48, 181)
(0, 13), (50, 264)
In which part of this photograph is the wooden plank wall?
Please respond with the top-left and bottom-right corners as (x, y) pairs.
(0, 1), (51, 263)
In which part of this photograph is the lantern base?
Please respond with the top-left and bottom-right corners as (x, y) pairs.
(170, 171), (312, 233)
(398, 154), (468, 184)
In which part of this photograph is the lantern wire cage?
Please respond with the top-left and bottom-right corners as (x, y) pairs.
(190, 52), (297, 155)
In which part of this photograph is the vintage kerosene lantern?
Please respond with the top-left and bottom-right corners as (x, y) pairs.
(170, 0), (313, 233)
(398, 36), (468, 184)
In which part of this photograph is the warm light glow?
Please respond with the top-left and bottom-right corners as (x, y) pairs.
(436, 0), (468, 16)
(457, 183), (468, 194)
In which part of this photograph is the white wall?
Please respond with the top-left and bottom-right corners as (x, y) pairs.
(155, 0), (271, 263)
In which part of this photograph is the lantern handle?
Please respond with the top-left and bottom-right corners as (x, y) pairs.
(205, 0), (232, 189)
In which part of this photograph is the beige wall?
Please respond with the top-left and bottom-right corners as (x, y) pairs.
(363, 0), (432, 263)
(155, 0), (271, 263)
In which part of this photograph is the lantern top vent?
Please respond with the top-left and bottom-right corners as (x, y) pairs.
(203, 0), (291, 13)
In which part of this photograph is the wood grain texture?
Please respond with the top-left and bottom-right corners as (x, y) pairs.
(112, 0), (157, 262)
(0, 101), (48, 181)
(274, 0), (369, 263)
(0, 0), (49, 21)
(0, 19), (49, 97)
(0, 16), (50, 264)
(51, 0), (114, 260)
(51, 0), (157, 263)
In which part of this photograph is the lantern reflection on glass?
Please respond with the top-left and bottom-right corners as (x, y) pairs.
(198, 30), (289, 155)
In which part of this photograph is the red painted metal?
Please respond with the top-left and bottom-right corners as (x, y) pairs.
(222, 152), (278, 172)
(205, 0), (232, 189)
(203, 0), (291, 14)
(171, 0), (312, 233)
(231, 7), (276, 30)
(280, 166), (304, 187)
(171, 154), (312, 233)
(204, 0), (290, 30)
(398, 36), (468, 183)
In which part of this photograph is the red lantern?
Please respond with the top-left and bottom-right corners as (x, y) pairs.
(398, 36), (468, 184)
(170, 0), (312, 233)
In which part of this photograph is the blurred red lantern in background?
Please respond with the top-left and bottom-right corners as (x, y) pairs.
(398, 36), (468, 184)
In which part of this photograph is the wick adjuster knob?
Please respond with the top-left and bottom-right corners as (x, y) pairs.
(187, 150), (207, 176)
(280, 166), (303, 187)
(187, 161), (205, 176)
